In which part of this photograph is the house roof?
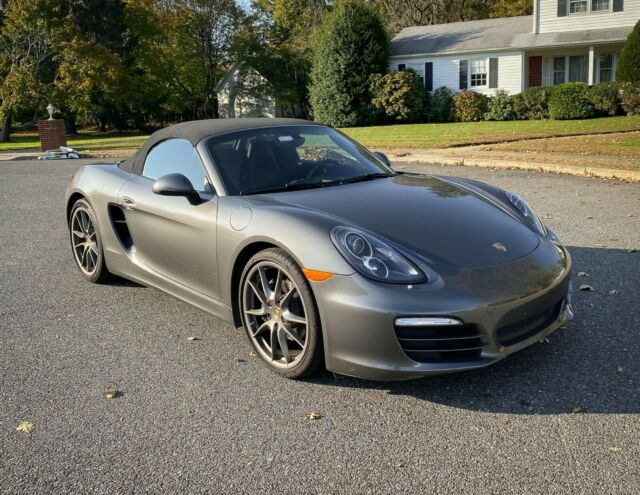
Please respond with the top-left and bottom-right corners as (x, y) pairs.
(390, 16), (533, 57)
(390, 16), (631, 57)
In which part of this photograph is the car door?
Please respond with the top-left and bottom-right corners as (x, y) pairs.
(119, 138), (220, 299)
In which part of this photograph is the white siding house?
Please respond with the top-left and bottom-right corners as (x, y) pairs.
(389, 0), (639, 96)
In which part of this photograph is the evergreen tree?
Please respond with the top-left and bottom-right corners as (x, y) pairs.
(309, 0), (388, 126)
(617, 21), (640, 84)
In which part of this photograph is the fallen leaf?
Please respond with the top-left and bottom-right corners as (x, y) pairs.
(394, 460), (406, 469)
(577, 272), (588, 277)
(102, 390), (120, 399)
(579, 284), (594, 292)
(16, 421), (33, 433)
(539, 338), (550, 344)
(617, 367), (624, 373)
(608, 446), (622, 452)
(234, 357), (246, 363)
(586, 216), (593, 219)
(186, 336), (200, 341)
(249, 351), (257, 357)
(609, 290), (618, 295)
(571, 405), (588, 414)
(305, 411), (322, 420)
(541, 213), (553, 220)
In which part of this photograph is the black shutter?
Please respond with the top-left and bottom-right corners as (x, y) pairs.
(613, 0), (624, 12)
(459, 60), (468, 90)
(489, 58), (499, 89)
(557, 0), (567, 16)
(398, 63), (406, 71)
(424, 62), (433, 92)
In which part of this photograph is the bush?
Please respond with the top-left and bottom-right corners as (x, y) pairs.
(620, 82), (640, 116)
(453, 90), (489, 122)
(512, 86), (552, 120)
(429, 86), (455, 122)
(587, 82), (621, 116)
(548, 83), (595, 120)
(617, 20), (640, 83)
(309, 0), (388, 127)
(484, 90), (516, 121)
(369, 70), (426, 123)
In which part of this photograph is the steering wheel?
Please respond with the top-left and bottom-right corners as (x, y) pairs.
(306, 159), (343, 179)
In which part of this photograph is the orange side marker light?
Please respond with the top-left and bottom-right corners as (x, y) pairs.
(302, 269), (334, 282)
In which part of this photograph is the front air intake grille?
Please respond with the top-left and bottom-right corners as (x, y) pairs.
(496, 299), (564, 347)
(394, 322), (485, 363)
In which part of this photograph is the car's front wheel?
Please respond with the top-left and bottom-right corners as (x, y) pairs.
(240, 248), (323, 379)
(69, 199), (110, 283)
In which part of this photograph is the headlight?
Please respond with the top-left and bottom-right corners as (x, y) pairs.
(506, 192), (546, 236)
(331, 226), (426, 283)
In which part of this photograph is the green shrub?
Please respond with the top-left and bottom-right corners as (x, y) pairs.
(309, 0), (388, 127)
(548, 83), (595, 120)
(617, 20), (640, 83)
(453, 90), (489, 122)
(512, 86), (552, 120)
(429, 86), (455, 122)
(587, 82), (621, 116)
(620, 82), (640, 116)
(484, 90), (516, 121)
(369, 70), (426, 123)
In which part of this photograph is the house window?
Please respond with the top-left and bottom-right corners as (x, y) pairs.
(553, 57), (566, 85)
(599, 53), (614, 82)
(569, 55), (588, 82)
(569, 0), (588, 13)
(470, 59), (487, 87)
(591, 0), (610, 11)
(398, 64), (406, 71)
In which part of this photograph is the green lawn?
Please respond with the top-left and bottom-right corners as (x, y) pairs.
(0, 131), (149, 152)
(341, 116), (640, 149)
(1, 116), (639, 153)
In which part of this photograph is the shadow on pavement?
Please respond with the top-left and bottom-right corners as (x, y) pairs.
(312, 246), (640, 415)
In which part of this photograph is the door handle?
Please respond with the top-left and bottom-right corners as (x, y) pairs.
(122, 196), (137, 210)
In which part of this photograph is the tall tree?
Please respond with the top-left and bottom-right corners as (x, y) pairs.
(617, 21), (640, 84)
(490, 0), (532, 18)
(126, 0), (244, 120)
(309, 0), (388, 126)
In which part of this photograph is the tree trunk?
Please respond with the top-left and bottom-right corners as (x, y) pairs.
(1, 110), (12, 142)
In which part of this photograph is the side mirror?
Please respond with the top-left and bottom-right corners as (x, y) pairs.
(374, 151), (391, 168)
(152, 173), (202, 205)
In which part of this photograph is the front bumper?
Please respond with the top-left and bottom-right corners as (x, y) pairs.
(313, 241), (573, 381)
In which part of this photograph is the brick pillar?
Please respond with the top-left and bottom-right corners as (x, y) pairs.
(37, 119), (67, 152)
(528, 56), (542, 88)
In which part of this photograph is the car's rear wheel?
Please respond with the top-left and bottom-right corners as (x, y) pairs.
(240, 248), (323, 379)
(69, 199), (110, 283)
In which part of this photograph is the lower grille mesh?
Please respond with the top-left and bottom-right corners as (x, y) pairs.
(496, 299), (564, 347)
(394, 323), (485, 363)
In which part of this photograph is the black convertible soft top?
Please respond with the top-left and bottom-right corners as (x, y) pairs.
(119, 118), (318, 175)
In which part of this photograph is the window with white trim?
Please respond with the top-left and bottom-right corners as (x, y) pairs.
(569, 0), (588, 13)
(591, 0), (610, 11)
(598, 53), (614, 83)
(553, 57), (566, 85)
(569, 55), (588, 82)
(470, 59), (487, 87)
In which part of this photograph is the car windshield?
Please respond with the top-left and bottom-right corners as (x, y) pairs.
(205, 125), (394, 196)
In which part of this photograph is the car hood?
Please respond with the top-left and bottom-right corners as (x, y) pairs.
(261, 174), (540, 270)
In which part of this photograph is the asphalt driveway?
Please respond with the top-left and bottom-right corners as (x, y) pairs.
(1, 159), (639, 494)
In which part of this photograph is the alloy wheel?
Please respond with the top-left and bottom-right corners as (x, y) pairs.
(71, 207), (100, 276)
(242, 261), (309, 368)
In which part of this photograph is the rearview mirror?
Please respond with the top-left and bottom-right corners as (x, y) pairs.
(374, 151), (391, 168)
(152, 173), (202, 205)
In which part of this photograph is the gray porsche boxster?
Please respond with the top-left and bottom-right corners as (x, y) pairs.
(65, 118), (573, 380)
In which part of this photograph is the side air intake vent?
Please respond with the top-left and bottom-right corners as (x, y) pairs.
(108, 204), (133, 250)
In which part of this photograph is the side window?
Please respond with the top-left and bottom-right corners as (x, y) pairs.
(143, 139), (209, 192)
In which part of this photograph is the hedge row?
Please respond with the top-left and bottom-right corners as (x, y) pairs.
(369, 71), (640, 124)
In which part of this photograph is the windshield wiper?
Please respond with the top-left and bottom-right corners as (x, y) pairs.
(240, 180), (338, 196)
(339, 172), (394, 185)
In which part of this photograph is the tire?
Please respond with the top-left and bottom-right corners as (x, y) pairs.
(69, 198), (111, 283)
(239, 247), (324, 379)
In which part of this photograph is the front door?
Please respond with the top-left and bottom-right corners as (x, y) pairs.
(119, 138), (220, 299)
